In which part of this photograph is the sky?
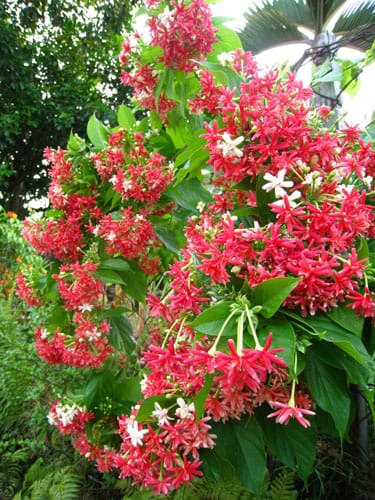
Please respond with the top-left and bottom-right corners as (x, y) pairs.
(211, 0), (375, 127)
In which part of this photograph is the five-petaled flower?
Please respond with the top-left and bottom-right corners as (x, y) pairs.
(217, 132), (244, 158)
(126, 419), (149, 447)
(262, 169), (294, 198)
(267, 401), (316, 428)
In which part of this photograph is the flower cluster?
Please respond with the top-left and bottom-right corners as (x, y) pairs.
(18, 0), (375, 496)
(120, 0), (217, 120)
(148, 0), (217, 72)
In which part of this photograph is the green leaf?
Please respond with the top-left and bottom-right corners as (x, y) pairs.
(190, 301), (238, 336)
(87, 113), (108, 149)
(257, 316), (296, 368)
(209, 23), (243, 61)
(308, 341), (369, 387)
(117, 104), (136, 130)
(112, 377), (142, 404)
(107, 312), (135, 354)
(327, 304), (364, 336)
(304, 348), (351, 440)
(251, 277), (301, 318)
(95, 268), (127, 285)
(84, 370), (114, 409)
(259, 410), (316, 482)
(100, 258), (132, 273)
(136, 395), (172, 422)
(193, 373), (214, 422)
(213, 418), (266, 495)
(165, 178), (212, 212)
(307, 314), (371, 366)
(118, 260), (147, 303)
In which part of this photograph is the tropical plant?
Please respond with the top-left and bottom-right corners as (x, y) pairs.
(239, 0), (375, 119)
(14, 0), (375, 497)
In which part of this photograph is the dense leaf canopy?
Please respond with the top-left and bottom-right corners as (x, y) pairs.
(0, 0), (138, 216)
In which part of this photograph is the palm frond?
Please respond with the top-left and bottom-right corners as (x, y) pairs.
(307, 0), (349, 30)
(240, 1), (311, 54)
(333, 0), (375, 51)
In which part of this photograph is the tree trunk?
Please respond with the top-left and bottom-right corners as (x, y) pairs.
(311, 31), (342, 127)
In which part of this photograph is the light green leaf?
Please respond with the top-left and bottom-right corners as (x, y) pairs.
(257, 316), (296, 368)
(95, 268), (127, 285)
(100, 258), (132, 273)
(193, 373), (214, 422)
(251, 277), (301, 318)
(87, 113), (108, 149)
(117, 104), (136, 129)
(136, 395), (172, 422)
(190, 301), (237, 336)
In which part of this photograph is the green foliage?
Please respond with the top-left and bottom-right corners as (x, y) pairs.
(0, 0), (139, 216)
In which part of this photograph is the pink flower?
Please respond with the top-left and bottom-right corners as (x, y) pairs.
(267, 401), (315, 428)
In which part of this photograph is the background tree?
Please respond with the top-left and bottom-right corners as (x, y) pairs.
(0, 0), (139, 217)
(239, 0), (375, 119)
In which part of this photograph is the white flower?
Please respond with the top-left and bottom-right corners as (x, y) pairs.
(140, 374), (148, 392)
(54, 402), (80, 426)
(106, 230), (116, 242)
(363, 175), (373, 189)
(78, 303), (94, 313)
(159, 6), (174, 27)
(217, 132), (244, 158)
(40, 328), (49, 340)
(122, 179), (133, 192)
(175, 398), (195, 419)
(272, 190), (302, 208)
(302, 172), (323, 188)
(196, 201), (205, 212)
(217, 51), (235, 66)
(152, 402), (171, 425)
(126, 420), (149, 447)
(262, 169), (294, 198)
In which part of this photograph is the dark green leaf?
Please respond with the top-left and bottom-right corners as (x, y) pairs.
(100, 258), (132, 273)
(327, 303), (364, 335)
(84, 370), (114, 409)
(305, 348), (351, 439)
(108, 312), (135, 354)
(165, 178), (212, 211)
(259, 409), (316, 481)
(213, 418), (266, 494)
(113, 376), (142, 404)
(307, 314), (371, 366)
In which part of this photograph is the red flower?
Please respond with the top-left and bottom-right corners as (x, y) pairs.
(267, 401), (315, 428)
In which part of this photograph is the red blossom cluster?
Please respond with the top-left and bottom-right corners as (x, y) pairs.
(120, 0), (217, 119)
(148, 0), (217, 72)
(34, 316), (113, 368)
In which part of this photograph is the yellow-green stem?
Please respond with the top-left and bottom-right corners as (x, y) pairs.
(208, 308), (239, 356)
(244, 305), (262, 350)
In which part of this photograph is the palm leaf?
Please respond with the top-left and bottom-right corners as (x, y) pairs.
(307, 0), (349, 32)
(240, 1), (312, 54)
(332, 0), (375, 51)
